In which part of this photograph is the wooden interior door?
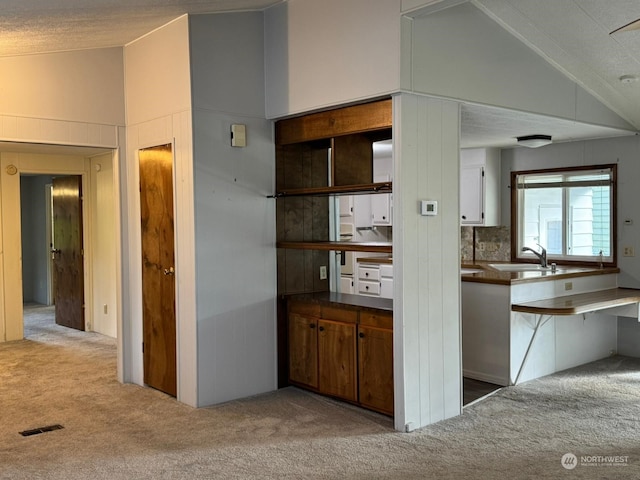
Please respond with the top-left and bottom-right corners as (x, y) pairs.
(139, 144), (177, 397)
(52, 175), (85, 330)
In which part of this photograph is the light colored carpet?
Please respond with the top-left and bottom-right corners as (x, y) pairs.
(1, 304), (639, 479)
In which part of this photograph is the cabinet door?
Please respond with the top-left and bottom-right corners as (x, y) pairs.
(358, 325), (394, 414)
(339, 195), (354, 218)
(340, 275), (354, 294)
(288, 313), (318, 388)
(371, 174), (392, 226)
(318, 319), (357, 401)
(460, 165), (484, 225)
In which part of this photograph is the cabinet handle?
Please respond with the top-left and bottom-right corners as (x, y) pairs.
(382, 216), (386, 220)
(461, 215), (466, 220)
(309, 323), (316, 329)
(365, 272), (369, 277)
(318, 326), (325, 332)
(359, 332), (365, 338)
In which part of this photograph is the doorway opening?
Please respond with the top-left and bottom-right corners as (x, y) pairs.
(21, 174), (86, 335)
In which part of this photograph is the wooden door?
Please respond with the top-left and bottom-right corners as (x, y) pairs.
(288, 313), (318, 388)
(358, 325), (394, 415)
(318, 319), (357, 401)
(52, 176), (85, 331)
(139, 144), (177, 397)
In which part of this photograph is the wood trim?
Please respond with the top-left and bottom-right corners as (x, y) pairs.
(510, 164), (617, 266)
(274, 181), (392, 198)
(277, 241), (392, 253)
(275, 99), (392, 145)
(511, 287), (640, 315)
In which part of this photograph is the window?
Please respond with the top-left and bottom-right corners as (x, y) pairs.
(511, 165), (616, 265)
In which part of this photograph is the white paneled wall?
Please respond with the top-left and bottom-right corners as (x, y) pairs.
(393, 93), (461, 431)
(264, 0), (401, 118)
(124, 14), (197, 406)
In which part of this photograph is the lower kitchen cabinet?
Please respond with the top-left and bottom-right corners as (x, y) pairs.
(358, 325), (393, 414)
(287, 297), (393, 415)
(318, 319), (357, 402)
(288, 312), (319, 389)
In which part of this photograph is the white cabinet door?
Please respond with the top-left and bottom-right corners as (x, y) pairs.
(380, 278), (393, 299)
(460, 165), (484, 225)
(339, 195), (353, 218)
(371, 174), (392, 226)
(340, 275), (354, 294)
(460, 148), (500, 226)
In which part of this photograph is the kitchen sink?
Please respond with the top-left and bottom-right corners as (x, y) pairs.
(488, 263), (549, 272)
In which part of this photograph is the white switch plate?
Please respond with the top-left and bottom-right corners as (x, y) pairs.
(319, 265), (327, 280)
(231, 124), (246, 147)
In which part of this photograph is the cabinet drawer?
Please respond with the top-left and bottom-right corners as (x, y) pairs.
(358, 280), (381, 296)
(321, 305), (358, 324)
(358, 266), (380, 281)
(380, 264), (393, 278)
(360, 311), (393, 329)
(289, 301), (321, 317)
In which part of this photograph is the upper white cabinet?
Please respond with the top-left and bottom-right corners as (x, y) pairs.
(460, 148), (500, 226)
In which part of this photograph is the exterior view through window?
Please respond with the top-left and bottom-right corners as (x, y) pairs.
(512, 164), (616, 265)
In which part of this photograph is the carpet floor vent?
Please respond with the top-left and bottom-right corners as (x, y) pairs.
(19, 424), (64, 437)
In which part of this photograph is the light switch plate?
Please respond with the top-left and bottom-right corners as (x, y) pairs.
(231, 124), (246, 147)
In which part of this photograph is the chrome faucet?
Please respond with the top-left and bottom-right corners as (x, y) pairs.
(522, 243), (548, 268)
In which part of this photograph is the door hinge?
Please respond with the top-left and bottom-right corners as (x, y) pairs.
(482, 168), (485, 177)
(482, 212), (485, 219)
(142, 342), (144, 353)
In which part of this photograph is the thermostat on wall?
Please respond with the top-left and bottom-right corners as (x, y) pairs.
(420, 200), (438, 216)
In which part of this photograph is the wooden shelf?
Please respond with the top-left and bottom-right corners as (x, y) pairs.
(272, 182), (391, 198)
(277, 241), (392, 253)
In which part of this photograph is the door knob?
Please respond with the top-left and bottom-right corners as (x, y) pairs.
(163, 267), (175, 276)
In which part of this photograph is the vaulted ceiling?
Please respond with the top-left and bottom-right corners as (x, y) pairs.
(1, 0), (639, 147)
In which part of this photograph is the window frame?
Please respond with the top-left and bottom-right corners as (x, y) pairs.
(510, 164), (617, 267)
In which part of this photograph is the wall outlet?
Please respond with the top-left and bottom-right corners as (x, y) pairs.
(623, 246), (635, 257)
(564, 282), (573, 291)
(477, 242), (485, 251)
(319, 265), (327, 280)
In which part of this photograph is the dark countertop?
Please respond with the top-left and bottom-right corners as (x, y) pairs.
(286, 292), (393, 312)
(461, 261), (620, 286)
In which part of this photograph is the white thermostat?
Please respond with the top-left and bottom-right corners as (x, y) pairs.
(420, 200), (438, 216)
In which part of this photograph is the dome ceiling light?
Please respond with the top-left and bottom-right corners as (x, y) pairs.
(516, 134), (553, 148)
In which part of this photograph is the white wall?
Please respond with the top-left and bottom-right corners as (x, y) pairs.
(90, 153), (118, 338)
(264, 0), (402, 119)
(190, 12), (277, 406)
(393, 93), (461, 431)
(405, 2), (633, 131)
(0, 48), (124, 127)
(501, 135), (640, 356)
(124, 15), (197, 405)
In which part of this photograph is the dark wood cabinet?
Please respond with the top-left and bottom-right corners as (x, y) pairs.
(318, 319), (357, 402)
(288, 312), (318, 389)
(358, 325), (394, 415)
(287, 297), (393, 415)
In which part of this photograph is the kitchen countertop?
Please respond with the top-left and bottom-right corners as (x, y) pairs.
(286, 292), (393, 312)
(461, 261), (620, 285)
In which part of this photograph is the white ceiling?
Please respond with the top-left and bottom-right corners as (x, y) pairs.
(0, 0), (639, 149)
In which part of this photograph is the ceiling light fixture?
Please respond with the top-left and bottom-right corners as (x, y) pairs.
(516, 134), (552, 148)
(619, 74), (640, 84)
